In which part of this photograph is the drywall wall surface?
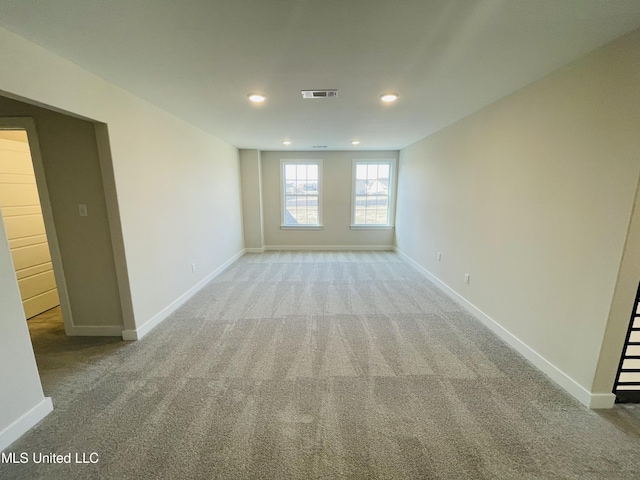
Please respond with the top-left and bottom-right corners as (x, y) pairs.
(104, 104), (242, 327)
(0, 212), (49, 449)
(0, 96), (123, 328)
(261, 150), (398, 248)
(239, 149), (264, 250)
(593, 173), (640, 393)
(0, 27), (244, 328)
(396, 29), (640, 392)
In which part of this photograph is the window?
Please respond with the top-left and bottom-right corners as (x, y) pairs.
(281, 160), (322, 227)
(352, 160), (395, 228)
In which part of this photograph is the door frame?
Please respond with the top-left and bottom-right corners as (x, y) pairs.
(0, 117), (74, 335)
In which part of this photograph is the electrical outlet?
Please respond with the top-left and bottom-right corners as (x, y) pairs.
(78, 204), (88, 217)
(437, 252), (442, 261)
(464, 273), (470, 284)
(191, 263), (196, 273)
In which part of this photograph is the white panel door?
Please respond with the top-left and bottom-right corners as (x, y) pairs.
(0, 135), (59, 318)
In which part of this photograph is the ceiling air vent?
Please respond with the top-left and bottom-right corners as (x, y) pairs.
(301, 89), (338, 99)
(312, 146), (328, 149)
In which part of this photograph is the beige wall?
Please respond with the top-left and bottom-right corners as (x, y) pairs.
(239, 149), (264, 251)
(0, 213), (51, 451)
(593, 172), (640, 392)
(396, 29), (640, 405)
(261, 150), (398, 248)
(0, 26), (244, 446)
(0, 27), (243, 332)
(108, 110), (242, 333)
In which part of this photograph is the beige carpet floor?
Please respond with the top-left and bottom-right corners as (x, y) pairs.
(2, 251), (640, 479)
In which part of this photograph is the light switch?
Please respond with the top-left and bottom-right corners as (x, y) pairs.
(78, 204), (88, 217)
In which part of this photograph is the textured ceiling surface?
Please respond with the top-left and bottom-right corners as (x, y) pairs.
(1, 0), (640, 150)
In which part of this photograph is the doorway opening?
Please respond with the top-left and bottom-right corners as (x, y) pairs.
(0, 129), (62, 329)
(0, 117), (76, 339)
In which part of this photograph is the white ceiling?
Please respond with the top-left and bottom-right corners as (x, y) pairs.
(1, 0), (640, 151)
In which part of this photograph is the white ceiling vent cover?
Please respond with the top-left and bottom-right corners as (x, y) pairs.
(301, 89), (338, 99)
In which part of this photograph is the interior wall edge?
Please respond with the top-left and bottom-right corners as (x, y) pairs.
(592, 169), (640, 393)
(93, 122), (135, 332)
(0, 397), (52, 453)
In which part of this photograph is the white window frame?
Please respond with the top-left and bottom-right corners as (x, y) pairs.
(350, 158), (396, 229)
(280, 159), (323, 229)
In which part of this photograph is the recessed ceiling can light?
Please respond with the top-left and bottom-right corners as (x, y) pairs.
(247, 93), (267, 103)
(351, 140), (361, 145)
(380, 93), (399, 102)
(283, 141), (292, 145)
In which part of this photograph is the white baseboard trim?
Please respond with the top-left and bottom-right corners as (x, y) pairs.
(0, 397), (53, 452)
(122, 249), (244, 341)
(395, 247), (615, 410)
(68, 325), (123, 337)
(244, 247), (265, 253)
(264, 245), (394, 251)
(588, 393), (616, 409)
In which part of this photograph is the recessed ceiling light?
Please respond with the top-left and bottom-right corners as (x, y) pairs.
(380, 93), (399, 102)
(351, 140), (361, 145)
(283, 141), (292, 145)
(247, 93), (267, 103)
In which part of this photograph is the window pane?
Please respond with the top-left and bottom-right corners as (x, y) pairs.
(286, 181), (295, 194)
(285, 164), (296, 181)
(355, 195), (366, 224)
(285, 195), (298, 225)
(365, 196), (377, 224)
(308, 196), (318, 224)
(299, 196), (308, 224)
(353, 162), (392, 225)
(377, 197), (389, 224)
(282, 161), (321, 225)
(301, 180), (317, 194)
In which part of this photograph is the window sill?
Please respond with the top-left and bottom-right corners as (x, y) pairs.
(350, 225), (394, 230)
(280, 225), (324, 230)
